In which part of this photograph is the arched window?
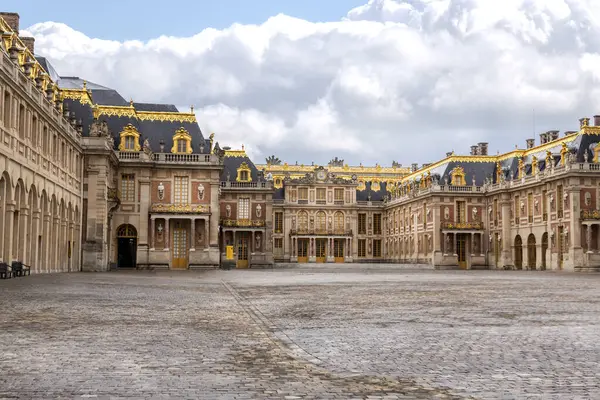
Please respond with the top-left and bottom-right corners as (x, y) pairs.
(298, 211), (308, 232)
(334, 211), (344, 233)
(117, 224), (137, 238)
(316, 211), (326, 233)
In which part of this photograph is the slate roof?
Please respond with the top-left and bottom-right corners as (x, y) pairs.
(356, 182), (388, 202)
(37, 56), (209, 154)
(221, 153), (260, 182)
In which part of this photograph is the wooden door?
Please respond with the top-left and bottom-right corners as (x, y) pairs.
(237, 234), (249, 268)
(334, 239), (345, 263)
(494, 233), (500, 267)
(527, 234), (536, 270)
(514, 235), (523, 269)
(316, 239), (327, 263)
(457, 234), (467, 269)
(297, 239), (309, 263)
(172, 227), (189, 269)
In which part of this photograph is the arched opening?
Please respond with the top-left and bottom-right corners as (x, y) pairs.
(117, 224), (137, 268)
(527, 234), (536, 270)
(541, 232), (548, 271)
(514, 235), (523, 269)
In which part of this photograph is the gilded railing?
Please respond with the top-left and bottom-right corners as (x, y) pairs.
(442, 221), (483, 230)
(150, 203), (210, 214)
(581, 209), (600, 220)
(290, 228), (353, 236)
(222, 219), (265, 227)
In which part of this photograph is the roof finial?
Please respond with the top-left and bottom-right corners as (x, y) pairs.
(242, 144), (245, 150)
(190, 105), (194, 113)
(130, 98), (134, 107)
(82, 80), (87, 90)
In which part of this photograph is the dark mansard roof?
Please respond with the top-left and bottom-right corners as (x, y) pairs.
(37, 58), (209, 154)
(221, 151), (261, 182)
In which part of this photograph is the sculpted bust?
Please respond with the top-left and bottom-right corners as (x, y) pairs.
(157, 182), (165, 201)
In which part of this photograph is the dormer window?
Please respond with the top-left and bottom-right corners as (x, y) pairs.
(171, 127), (192, 154)
(450, 166), (466, 186)
(118, 123), (141, 152)
(236, 162), (252, 182)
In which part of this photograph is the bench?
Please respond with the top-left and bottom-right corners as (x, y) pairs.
(11, 261), (30, 277)
(0, 262), (12, 279)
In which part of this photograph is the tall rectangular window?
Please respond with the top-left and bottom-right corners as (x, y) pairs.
(316, 188), (326, 204)
(423, 203), (427, 229)
(493, 199), (498, 225)
(238, 198), (250, 219)
(515, 195), (520, 224)
(18, 104), (25, 139)
(174, 176), (189, 204)
(121, 174), (135, 202)
(3, 91), (10, 127)
(42, 126), (48, 153)
(373, 239), (382, 258)
(358, 213), (367, 234)
(274, 212), (283, 233)
(456, 201), (466, 223)
(373, 214), (382, 235)
(542, 190), (547, 221)
(274, 238), (283, 250)
(334, 188), (344, 204)
(358, 239), (366, 257)
(298, 187), (308, 200)
(557, 185), (564, 218)
(528, 192), (534, 223)
(31, 115), (38, 145)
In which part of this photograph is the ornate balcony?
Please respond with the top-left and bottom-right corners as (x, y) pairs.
(222, 219), (265, 227)
(442, 221), (484, 230)
(581, 209), (600, 220)
(150, 203), (210, 214)
(290, 228), (353, 236)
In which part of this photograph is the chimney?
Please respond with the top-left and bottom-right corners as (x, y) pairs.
(411, 163), (418, 172)
(422, 163), (430, 168)
(526, 138), (535, 149)
(564, 130), (577, 136)
(539, 132), (547, 144)
(20, 37), (34, 54)
(548, 130), (559, 141)
(470, 145), (478, 155)
(0, 12), (19, 34)
(478, 142), (488, 155)
(594, 115), (600, 126)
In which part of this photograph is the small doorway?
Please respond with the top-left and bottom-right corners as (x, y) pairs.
(117, 224), (137, 269)
(316, 239), (327, 263)
(297, 239), (309, 263)
(334, 239), (345, 263)
(527, 234), (536, 270)
(541, 232), (548, 270)
(172, 223), (189, 269)
(457, 234), (467, 269)
(237, 232), (249, 268)
(514, 235), (523, 269)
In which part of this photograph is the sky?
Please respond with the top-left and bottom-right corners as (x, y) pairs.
(14, 0), (600, 166)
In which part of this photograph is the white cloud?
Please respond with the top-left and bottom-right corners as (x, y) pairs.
(23, 0), (600, 166)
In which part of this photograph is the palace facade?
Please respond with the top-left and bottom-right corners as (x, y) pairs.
(2, 11), (600, 273)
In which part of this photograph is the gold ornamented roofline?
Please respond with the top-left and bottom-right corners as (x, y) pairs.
(256, 163), (411, 174)
(61, 88), (93, 105)
(225, 149), (248, 158)
(92, 105), (197, 123)
(0, 15), (56, 92)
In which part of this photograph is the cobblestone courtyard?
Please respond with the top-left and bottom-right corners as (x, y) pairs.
(1, 267), (599, 399)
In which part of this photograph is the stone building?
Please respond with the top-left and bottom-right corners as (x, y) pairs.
(4, 10), (600, 273)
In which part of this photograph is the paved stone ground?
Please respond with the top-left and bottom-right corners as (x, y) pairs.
(1, 267), (599, 399)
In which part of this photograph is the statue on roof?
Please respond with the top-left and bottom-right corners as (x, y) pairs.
(328, 157), (344, 167)
(89, 119), (109, 137)
(142, 138), (152, 156)
(392, 161), (402, 168)
(265, 155), (282, 166)
(209, 133), (215, 152)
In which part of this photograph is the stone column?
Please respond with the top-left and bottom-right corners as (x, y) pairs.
(453, 233), (457, 256)
(470, 233), (475, 255)
(150, 218), (156, 250)
(138, 179), (151, 246)
(60, 219), (67, 271)
(209, 182), (219, 247)
(568, 188), (583, 270)
(204, 217), (209, 249)
(164, 218), (170, 250)
(31, 210), (40, 271)
(42, 212), (50, 272)
(190, 218), (196, 251)
(53, 216), (60, 271)
(499, 193), (512, 267)
(4, 202), (15, 264)
(18, 206), (29, 264)
(586, 223), (592, 253)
